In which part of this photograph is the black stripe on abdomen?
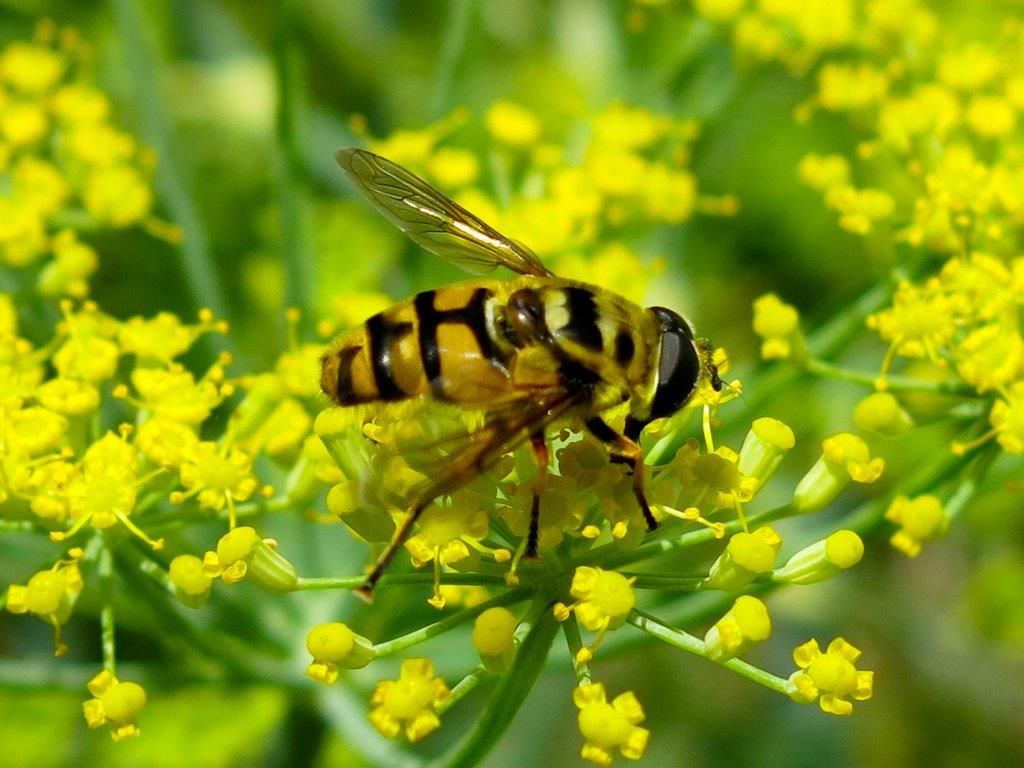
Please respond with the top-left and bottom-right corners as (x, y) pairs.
(563, 287), (602, 351)
(416, 287), (501, 398)
(415, 290), (443, 392)
(334, 346), (364, 404)
(366, 313), (413, 401)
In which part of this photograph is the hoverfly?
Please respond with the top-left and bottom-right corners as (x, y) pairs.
(322, 148), (722, 600)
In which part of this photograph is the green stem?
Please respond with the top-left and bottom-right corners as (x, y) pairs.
(562, 616), (591, 686)
(945, 444), (1000, 523)
(437, 666), (491, 715)
(430, 0), (474, 117)
(293, 575), (367, 591)
(372, 588), (531, 658)
(804, 358), (976, 396)
(429, 595), (560, 768)
(99, 543), (116, 675)
(273, 0), (317, 325)
(628, 609), (790, 696)
(294, 572), (512, 591)
(628, 574), (705, 591)
(109, 0), (230, 324)
(226, 495), (297, 520)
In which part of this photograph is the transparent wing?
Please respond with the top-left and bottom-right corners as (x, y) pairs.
(338, 387), (582, 513)
(336, 148), (554, 278)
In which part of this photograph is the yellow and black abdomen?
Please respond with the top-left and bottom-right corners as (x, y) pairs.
(321, 281), (518, 407)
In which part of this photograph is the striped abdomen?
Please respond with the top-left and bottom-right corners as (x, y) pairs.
(321, 277), (658, 410)
(322, 282), (515, 406)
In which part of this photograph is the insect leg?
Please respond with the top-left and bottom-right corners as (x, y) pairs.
(527, 431), (549, 558)
(355, 502), (430, 603)
(585, 416), (659, 531)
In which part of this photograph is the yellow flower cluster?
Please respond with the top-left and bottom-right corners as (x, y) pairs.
(792, 21), (1024, 455)
(0, 23), (169, 297)
(315, 390), (880, 761)
(0, 19), (903, 765)
(696, 0), (936, 74)
(2, 294), (333, 736)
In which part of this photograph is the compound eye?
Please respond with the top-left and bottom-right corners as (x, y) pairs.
(648, 308), (702, 421)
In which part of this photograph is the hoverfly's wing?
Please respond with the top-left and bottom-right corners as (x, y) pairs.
(336, 148), (554, 278)
(338, 387), (582, 516)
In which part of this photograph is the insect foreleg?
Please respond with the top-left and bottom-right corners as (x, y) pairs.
(585, 416), (659, 532)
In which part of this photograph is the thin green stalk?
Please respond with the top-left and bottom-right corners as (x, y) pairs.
(628, 574), (705, 591)
(562, 616), (591, 686)
(273, 0), (317, 325)
(430, 0), (474, 117)
(944, 444), (1000, 523)
(293, 575), (368, 591)
(429, 595), (560, 768)
(628, 609), (790, 696)
(294, 572), (512, 591)
(804, 358), (977, 396)
(226, 494), (297, 519)
(109, 0), (230, 324)
(437, 666), (492, 715)
(99, 543), (116, 675)
(372, 588), (531, 658)
(118, 558), (295, 686)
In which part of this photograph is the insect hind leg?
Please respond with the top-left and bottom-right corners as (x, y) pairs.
(355, 501), (429, 603)
(585, 416), (659, 532)
(526, 431), (549, 558)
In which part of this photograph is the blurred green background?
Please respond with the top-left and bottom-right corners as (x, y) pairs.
(1, 1), (1023, 767)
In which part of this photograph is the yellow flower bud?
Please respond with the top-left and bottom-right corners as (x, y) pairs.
(884, 495), (948, 557)
(570, 567), (636, 632)
(793, 434), (884, 513)
(573, 683), (649, 766)
(703, 526), (782, 592)
(305, 621), (374, 684)
(472, 607), (518, 673)
(83, 671), (147, 741)
(368, 658), (450, 742)
(788, 638), (874, 715)
(169, 554), (213, 608)
(738, 417), (795, 489)
(773, 530), (864, 585)
(853, 392), (913, 435)
(215, 527), (297, 593)
(703, 595), (772, 662)
(752, 294), (803, 361)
